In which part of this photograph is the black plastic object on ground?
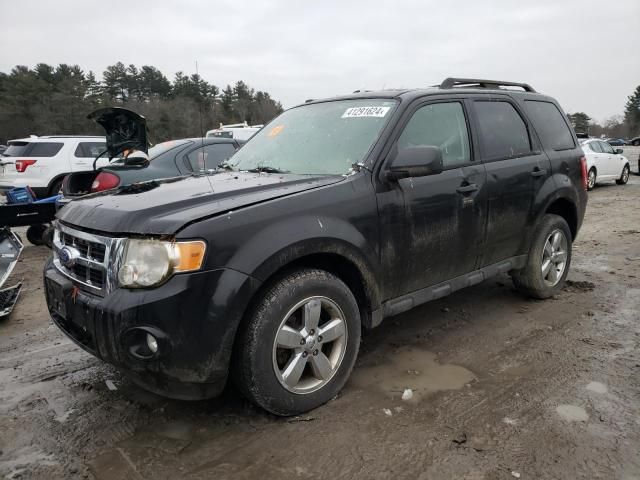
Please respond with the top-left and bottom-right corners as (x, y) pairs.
(87, 107), (148, 160)
(0, 282), (22, 318)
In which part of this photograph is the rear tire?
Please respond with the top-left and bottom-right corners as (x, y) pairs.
(48, 177), (63, 197)
(512, 214), (572, 299)
(616, 164), (630, 185)
(587, 168), (596, 191)
(233, 269), (361, 416)
(26, 224), (47, 246)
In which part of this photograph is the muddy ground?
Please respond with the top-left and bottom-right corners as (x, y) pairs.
(1, 159), (639, 480)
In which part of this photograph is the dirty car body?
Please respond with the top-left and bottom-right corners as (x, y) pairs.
(44, 78), (588, 413)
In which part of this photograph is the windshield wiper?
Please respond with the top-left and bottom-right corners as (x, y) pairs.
(217, 161), (237, 171)
(247, 166), (290, 174)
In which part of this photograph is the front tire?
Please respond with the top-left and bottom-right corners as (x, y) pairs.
(616, 164), (630, 185)
(233, 269), (361, 416)
(512, 214), (572, 299)
(587, 168), (596, 190)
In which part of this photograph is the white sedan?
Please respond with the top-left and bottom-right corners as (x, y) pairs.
(580, 139), (631, 190)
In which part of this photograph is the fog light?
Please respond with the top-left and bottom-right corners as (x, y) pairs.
(146, 333), (158, 353)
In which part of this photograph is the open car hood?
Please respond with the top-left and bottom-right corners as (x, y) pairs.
(87, 107), (148, 159)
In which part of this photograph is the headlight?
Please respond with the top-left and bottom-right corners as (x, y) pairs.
(117, 239), (206, 288)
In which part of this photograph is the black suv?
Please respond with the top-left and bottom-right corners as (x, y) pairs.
(44, 78), (588, 415)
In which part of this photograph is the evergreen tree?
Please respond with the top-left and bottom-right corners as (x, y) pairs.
(623, 85), (640, 137)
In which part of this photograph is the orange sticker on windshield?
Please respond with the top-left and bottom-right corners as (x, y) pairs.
(268, 125), (285, 137)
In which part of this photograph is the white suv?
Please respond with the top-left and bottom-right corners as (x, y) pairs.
(0, 136), (108, 198)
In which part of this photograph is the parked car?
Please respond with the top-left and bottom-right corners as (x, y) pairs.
(0, 145), (7, 155)
(61, 137), (244, 200)
(206, 122), (263, 141)
(0, 136), (108, 198)
(580, 139), (630, 190)
(604, 138), (628, 146)
(45, 77), (588, 415)
(630, 136), (640, 146)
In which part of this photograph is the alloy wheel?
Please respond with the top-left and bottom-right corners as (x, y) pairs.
(272, 297), (348, 394)
(622, 166), (629, 183)
(541, 229), (568, 287)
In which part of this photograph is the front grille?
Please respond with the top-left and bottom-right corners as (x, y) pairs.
(61, 233), (106, 262)
(53, 224), (122, 295)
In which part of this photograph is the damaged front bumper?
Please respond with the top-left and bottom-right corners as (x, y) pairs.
(43, 257), (261, 400)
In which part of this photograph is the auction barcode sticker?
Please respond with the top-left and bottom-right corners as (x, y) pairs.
(342, 106), (391, 118)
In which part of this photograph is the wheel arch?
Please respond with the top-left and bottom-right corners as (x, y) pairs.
(544, 197), (578, 240)
(248, 242), (382, 329)
(47, 173), (69, 196)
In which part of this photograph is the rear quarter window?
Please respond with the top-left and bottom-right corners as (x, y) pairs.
(28, 142), (64, 157)
(524, 101), (575, 151)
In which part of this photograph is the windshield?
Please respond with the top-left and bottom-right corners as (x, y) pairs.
(226, 99), (397, 175)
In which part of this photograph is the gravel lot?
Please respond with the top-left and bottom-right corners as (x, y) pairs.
(1, 171), (639, 479)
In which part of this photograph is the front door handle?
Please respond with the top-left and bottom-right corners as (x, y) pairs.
(531, 167), (547, 177)
(456, 183), (479, 194)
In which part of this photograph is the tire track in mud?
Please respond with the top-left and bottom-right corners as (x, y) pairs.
(425, 270), (640, 479)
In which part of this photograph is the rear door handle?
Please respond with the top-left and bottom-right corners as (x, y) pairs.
(531, 167), (547, 177)
(456, 183), (479, 194)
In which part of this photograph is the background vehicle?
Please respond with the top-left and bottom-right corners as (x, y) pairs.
(0, 145), (7, 155)
(605, 138), (628, 146)
(0, 136), (107, 198)
(206, 122), (263, 141)
(580, 139), (630, 189)
(62, 137), (243, 199)
(630, 136), (640, 146)
(45, 78), (587, 416)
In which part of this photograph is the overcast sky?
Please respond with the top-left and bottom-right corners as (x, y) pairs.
(1, 0), (638, 123)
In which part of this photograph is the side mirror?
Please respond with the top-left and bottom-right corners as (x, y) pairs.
(614, 148), (623, 155)
(387, 146), (444, 181)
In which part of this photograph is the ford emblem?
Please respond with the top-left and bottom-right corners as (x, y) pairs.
(59, 246), (80, 267)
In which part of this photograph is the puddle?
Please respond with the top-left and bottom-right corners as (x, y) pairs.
(351, 347), (475, 402)
(556, 404), (589, 422)
(586, 381), (608, 394)
(149, 420), (195, 441)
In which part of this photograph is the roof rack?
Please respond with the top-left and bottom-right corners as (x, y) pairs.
(439, 77), (536, 93)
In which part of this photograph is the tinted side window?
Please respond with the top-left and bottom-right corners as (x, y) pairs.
(589, 142), (602, 153)
(524, 100), (575, 150)
(27, 142), (63, 157)
(187, 143), (237, 171)
(475, 101), (531, 160)
(397, 102), (471, 168)
(74, 142), (107, 158)
(600, 142), (614, 154)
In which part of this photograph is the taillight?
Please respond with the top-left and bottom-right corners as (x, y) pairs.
(90, 172), (120, 192)
(579, 156), (588, 191)
(14, 159), (37, 172)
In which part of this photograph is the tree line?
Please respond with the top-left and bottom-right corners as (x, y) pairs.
(0, 62), (283, 144)
(568, 85), (640, 139)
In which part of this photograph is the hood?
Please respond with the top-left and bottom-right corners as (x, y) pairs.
(57, 172), (344, 235)
(87, 107), (148, 159)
